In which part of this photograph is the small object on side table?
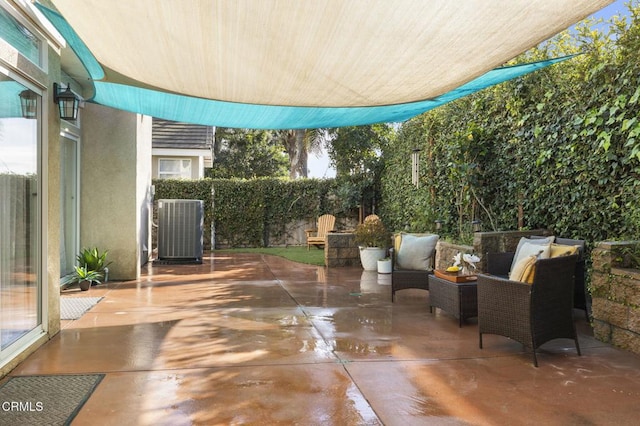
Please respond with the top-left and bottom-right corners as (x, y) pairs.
(434, 269), (477, 283)
(429, 273), (478, 327)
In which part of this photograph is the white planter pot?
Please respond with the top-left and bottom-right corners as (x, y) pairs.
(359, 247), (386, 271)
(377, 259), (392, 274)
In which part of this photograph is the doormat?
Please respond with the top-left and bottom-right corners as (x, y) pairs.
(60, 297), (103, 320)
(0, 374), (104, 426)
(153, 258), (202, 265)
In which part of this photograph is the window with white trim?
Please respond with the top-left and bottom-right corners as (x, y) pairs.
(0, 5), (43, 67)
(158, 158), (192, 179)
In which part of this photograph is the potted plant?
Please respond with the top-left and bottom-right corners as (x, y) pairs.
(61, 266), (103, 291)
(377, 256), (392, 274)
(354, 216), (390, 271)
(62, 266), (102, 291)
(77, 247), (112, 283)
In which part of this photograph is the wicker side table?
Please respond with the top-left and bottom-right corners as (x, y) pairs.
(428, 274), (478, 327)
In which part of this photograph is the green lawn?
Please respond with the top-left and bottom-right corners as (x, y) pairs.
(217, 246), (325, 266)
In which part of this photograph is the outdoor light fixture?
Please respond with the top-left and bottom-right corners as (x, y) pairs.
(53, 82), (80, 121)
(411, 148), (421, 188)
(435, 219), (442, 231)
(472, 220), (482, 232)
(19, 89), (38, 119)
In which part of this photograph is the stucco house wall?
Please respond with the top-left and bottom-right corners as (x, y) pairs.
(81, 104), (152, 280)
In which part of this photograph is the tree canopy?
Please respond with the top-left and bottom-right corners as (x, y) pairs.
(208, 127), (288, 179)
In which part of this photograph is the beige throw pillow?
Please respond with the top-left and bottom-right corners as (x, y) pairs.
(510, 236), (554, 273)
(549, 243), (579, 258)
(509, 255), (537, 283)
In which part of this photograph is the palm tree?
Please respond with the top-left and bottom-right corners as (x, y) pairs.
(273, 128), (330, 179)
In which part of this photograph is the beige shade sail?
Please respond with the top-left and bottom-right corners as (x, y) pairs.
(48, 0), (612, 108)
(38, 0), (613, 128)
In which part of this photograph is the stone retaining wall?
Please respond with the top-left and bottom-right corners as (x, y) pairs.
(325, 232), (360, 267)
(435, 241), (474, 271)
(325, 229), (552, 271)
(472, 229), (551, 271)
(436, 229), (550, 272)
(590, 241), (640, 356)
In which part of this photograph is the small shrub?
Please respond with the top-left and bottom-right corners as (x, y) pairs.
(76, 247), (111, 273)
(354, 216), (390, 248)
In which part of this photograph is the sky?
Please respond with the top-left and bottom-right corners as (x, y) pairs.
(590, 0), (630, 21)
(306, 1), (632, 179)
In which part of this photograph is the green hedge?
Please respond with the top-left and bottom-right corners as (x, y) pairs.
(153, 177), (366, 248)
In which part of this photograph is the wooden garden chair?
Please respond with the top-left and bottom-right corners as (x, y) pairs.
(306, 214), (336, 250)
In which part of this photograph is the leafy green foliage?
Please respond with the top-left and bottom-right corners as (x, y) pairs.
(76, 247), (111, 273)
(153, 177), (368, 248)
(208, 128), (288, 179)
(327, 124), (393, 176)
(326, 124), (396, 217)
(61, 265), (103, 286)
(353, 216), (390, 248)
(615, 244), (640, 269)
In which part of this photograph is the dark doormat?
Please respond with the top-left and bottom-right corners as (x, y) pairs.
(0, 374), (104, 426)
(153, 258), (202, 265)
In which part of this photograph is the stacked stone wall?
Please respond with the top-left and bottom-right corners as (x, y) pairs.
(325, 232), (360, 267)
(590, 241), (640, 356)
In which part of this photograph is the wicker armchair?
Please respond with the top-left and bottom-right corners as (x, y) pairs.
(478, 254), (581, 367)
(486, 237), (589, 319)
(391, 261), (433, 302)
(390, 233), (438, 301)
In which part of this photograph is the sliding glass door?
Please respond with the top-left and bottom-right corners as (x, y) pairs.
(0, 75), (41, 353)
(60, 135), (79, 277)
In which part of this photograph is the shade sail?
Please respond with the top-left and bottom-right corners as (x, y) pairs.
(38, 0), (612, 129)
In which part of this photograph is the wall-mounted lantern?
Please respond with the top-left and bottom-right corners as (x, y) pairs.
(53, 82), (80, 121)
(411, 148), (421, 188)
(435, 219), (442, 231)
(19, 89), (38, 119)
(472, 220), (482, 232)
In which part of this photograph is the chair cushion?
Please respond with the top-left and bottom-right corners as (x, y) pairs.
(394, 232), (432, 252)
(549, 243), (579, 258)
(394, 234), (403, 253)
(509, 255), (537, 283)
(511, 237), (553, 272)
(396, 234), (438, 270)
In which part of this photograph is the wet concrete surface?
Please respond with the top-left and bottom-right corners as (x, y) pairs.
(7, 253), (640, 425)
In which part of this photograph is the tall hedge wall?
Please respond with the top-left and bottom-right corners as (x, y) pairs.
(153, 177), (364, 248)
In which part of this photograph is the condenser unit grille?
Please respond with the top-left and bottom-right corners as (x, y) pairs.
(158, 199), (203, 262)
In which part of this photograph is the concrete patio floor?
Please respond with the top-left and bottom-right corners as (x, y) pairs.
(8, 252), (640, 425)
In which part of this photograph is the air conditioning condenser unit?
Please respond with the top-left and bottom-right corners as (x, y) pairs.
(157, 199), (203, 263)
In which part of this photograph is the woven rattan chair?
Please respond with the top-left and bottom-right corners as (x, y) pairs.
(487, 237), (589, 320)
(391, 267), (433, 302)
(390, 233), (438, 301)
(478, 254), (581, 367)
